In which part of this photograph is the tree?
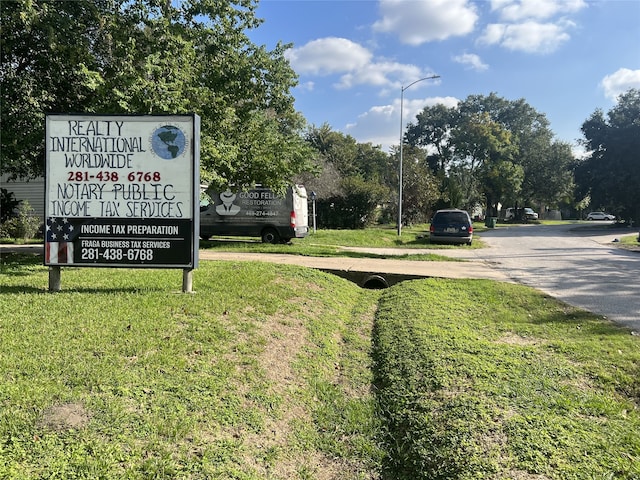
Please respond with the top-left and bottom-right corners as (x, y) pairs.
(303, 125), (394, 228)
(1, 0), (313, 190)
(452, 111), (517, 215)
(315, 176), (388, 229)
(482, 159), (524, 213)
(523, 140), (575, 209)
(305, 124), (360, 177)
(406, 104), (456, 172)
(0, 188), (20, 223)
(457, 94), (556, 210)
(406, 93), (571, 217)
(1, 0), (104, 179)
(394, 145), (441, 224)
(305, 124), (398, 228)
(577, 89), (640, 221)
(355, 142), (392, 185)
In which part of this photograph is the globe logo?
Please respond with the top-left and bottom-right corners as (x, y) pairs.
(151, 125), (187, 159)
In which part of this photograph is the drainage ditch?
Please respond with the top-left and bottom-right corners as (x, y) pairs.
(319, 269), (427, 289)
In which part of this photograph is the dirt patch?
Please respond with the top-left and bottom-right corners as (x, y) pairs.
(496, 332), (542, 347)
(238, 306), (366, 478)
(244, 312), (318, 477)
(38, 402), (91, 431)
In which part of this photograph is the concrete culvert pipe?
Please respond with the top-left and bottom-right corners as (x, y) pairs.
(361, 275), (389, 289)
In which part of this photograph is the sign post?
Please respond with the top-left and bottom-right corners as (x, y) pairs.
(44, 114), (200, 292)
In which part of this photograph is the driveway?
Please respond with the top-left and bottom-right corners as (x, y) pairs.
(446, 223), (639, 331)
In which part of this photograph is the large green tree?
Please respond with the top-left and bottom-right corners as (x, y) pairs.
(577, 89), (640, 221)
(457, 94), (560, 211)
(406, 93), (573, 216)
(452, 111), (518, 214)
(1, 0), (104, 179)
(405, 104), (456, 172)
(524, 140), (575, 208)
(1, 0), (312, 190)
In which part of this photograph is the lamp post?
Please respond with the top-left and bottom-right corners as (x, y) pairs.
(397, 75), (440, 236)
(310, 191), (317, 233)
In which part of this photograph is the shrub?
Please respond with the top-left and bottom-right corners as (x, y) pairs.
(1, 188), (20, 223)
(316, 177), (388, 229)
(0, 200), (42, 240)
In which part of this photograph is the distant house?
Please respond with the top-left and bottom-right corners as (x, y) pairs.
(1, 175), (45, 220)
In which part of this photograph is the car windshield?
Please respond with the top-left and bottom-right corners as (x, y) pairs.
(434, 212), (468, 224)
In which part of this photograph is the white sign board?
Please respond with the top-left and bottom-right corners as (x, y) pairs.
(45, 114), (200, 268)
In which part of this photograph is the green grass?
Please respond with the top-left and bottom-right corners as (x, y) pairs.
(620, 233), (640, 249)
(200, 223), (485, 260)
(0, 253), (384, 479)
(1, 253), (638, 479)
(1, 223), (481, 261)
(374, 280), (639, 479)
(300, 224), (436, 247)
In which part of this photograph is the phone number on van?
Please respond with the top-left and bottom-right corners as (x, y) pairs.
(244, 210), (279, 217)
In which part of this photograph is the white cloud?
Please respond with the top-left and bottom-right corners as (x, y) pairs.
(298, 81), (315, 92)
(601, 68), (640, 102)
(285, 38), (372, 75)
(372, 0), (478, 45)
(336, 61), (409, 89)
(480, 0), (585, 53)
(286, 37), (437, 91)
(479, 23), (507, 46)
(478, 21), (571, 53)
(336, 61), (431, 90)
(491, 0), (587, 22)
(346, 96), (460, 151)
(452, 53), (488, 71)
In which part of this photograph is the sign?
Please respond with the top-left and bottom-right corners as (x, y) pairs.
(45, 114), (200, 268)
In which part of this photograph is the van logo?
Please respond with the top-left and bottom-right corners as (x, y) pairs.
(216, 191), (241, 215)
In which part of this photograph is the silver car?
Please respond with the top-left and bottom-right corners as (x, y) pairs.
(587, 211), (615, 221)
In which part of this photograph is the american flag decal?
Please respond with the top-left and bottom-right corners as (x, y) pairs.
(45, 217), (77, 264)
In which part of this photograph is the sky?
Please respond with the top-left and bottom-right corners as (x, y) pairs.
(247, 0), (640, 156)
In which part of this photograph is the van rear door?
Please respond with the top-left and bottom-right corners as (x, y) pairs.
(292, 185), (309, 237)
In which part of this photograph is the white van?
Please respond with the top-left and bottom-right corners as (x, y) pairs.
(200, 185), (309, 243)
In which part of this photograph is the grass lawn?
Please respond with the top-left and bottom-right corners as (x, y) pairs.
(1, 253), (384, 479)
(1, 252), (638, 479)
(199, 223), (486, 260)
(620, 233), (640, 250)
(3, 223), (483, 262)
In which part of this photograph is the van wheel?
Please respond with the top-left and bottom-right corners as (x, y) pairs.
(261, 228), (280, 244)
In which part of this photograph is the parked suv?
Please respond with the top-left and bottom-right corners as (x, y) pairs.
(429, 209), (473, 245)
(586, 211), (615, 221)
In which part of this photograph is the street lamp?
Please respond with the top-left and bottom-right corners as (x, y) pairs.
(397, 75), (440, 236)
(310, 191), (317, 233)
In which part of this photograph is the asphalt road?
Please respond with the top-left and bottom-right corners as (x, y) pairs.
(443, 223), (640, 331)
